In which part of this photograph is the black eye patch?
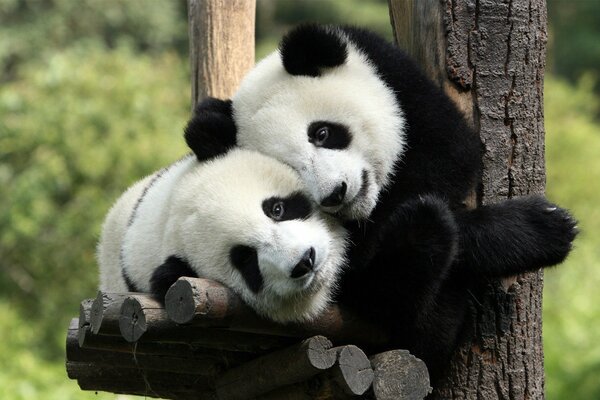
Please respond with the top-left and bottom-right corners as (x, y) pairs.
(308, 121), (352, 150)
(262, 192), (312, 222)
(230, 245), (263, 293)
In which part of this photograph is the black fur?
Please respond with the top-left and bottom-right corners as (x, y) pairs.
(279, 24), (348, 77)
(262, 192), (313, 221)
(308, 121), (352, 150)
(149, 256), (198, 301)
(184, 97), (237, 161)
(184, 25), (578, 385)
(230, 245), (263, 293)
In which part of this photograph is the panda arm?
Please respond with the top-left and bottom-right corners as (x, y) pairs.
(149, 256), (198, 302)
(343, 195), (458, 321)
(455, 195), (578, 278)
(184, 97), (237, 161)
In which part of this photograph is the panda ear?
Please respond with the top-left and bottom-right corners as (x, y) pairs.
(279, 24), (348, 77)
(184, 97), (237, 162)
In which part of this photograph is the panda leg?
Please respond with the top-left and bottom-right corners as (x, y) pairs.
(343, 195), (459, 321)
(455, 195), (578, 278)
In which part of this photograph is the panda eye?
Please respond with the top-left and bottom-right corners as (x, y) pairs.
(270, 201), (285, 220)
(307, 121), (351, 150)
(262, 193), (311, 222)
(315, 127), (330, 145)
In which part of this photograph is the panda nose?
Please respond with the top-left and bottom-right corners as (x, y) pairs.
(321, 182), (347, 207)
(291, 247), (316, 278)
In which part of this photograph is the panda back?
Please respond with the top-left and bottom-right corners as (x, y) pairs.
(97, 174), (154, 292)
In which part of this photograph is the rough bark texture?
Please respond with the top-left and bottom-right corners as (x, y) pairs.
(389, 0), (547, 398)
(188, 0), (255, 107)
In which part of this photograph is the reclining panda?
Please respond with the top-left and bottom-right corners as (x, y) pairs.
(97, 148), (347, 322)
(186, 25), (578, 381)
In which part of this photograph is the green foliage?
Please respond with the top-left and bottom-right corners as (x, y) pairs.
(0, 301), (129, 399)
(543, 76), (600, 400)
(0, 0), (188, 81)
(547, 0), (600, 90)
(256, 0), (392, 59)
(0, 1), (597, 399)
(0, 44), (189, 362)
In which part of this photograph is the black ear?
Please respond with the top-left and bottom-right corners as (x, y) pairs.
(279, 24), (347, 77)
(184, 97), (237, 162)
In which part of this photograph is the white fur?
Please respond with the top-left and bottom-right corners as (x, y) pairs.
(232, 30), (405, 219)
(97, 150), (347, 322)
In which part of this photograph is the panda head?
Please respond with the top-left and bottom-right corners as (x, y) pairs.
(185, 25), (405, 220)
(175, 149), (347, 322)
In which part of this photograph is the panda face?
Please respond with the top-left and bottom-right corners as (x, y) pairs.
(232, 38), (405, 220)
(173, 150), (347, 322)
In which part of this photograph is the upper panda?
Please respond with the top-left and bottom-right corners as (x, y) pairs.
(185, 25), (578, 381)
(97, 149), (347, 322)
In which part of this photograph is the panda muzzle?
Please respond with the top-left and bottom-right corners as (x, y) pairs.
(290, 247), (316, 278)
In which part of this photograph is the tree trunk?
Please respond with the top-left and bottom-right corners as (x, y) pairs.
(188, 0), (256, 107)
(388, 1), (547, 398)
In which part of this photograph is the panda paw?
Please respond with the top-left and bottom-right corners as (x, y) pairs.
(520, 196), (578, 267)
(383, 194), (459, 271)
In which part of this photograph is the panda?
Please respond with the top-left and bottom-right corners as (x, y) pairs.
(97, 149), (348, 323)
(183, 25), (578, 381)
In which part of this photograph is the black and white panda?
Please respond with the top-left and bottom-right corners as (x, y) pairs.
(97, 149), (347, 322)
(184, 25), (578, 381)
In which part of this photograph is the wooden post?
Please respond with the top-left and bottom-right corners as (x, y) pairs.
(188, 0), (256, 107)
(388, 1), (547, 398)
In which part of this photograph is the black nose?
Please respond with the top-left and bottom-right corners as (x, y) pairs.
(291, 247), (316, 278)
(321, 182), (347, 207)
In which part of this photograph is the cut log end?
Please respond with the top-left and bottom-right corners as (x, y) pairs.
(334, 345), (374, 396)
(370, 350), (431, 400)
(307, 335), (337, 370)
(119, 297), (148, 343)
(89, 291), (104, 334)
(164, 277), (197, 324)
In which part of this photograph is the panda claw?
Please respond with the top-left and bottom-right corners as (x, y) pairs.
(545, 206), (557, 213)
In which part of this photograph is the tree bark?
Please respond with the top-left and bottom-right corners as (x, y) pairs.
(388, 0), (547, 398)
(188, 0), (256, 107)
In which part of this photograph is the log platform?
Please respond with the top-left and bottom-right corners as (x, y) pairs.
(66, 277), (431, 399)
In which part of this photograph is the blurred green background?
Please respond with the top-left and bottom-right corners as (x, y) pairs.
(0, 0), (598, 399)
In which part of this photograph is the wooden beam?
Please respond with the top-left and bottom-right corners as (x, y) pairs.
(215, 336), (336, 400)
(388, 1), (548, 397)
(188, 0), (256, 107)
(165, 277), (390, 348)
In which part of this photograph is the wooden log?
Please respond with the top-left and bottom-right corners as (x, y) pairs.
(90, 290), (294, 352)
(90, 291), (130, 335)
(165, 277), (390, 348)
(119, 294), (174, 342)
(256, 345), (374, 400)
(329, 345), (373, 396)
(369, 350), (431, 400)
(77, 298), (94, 347)
(77, 325), (245, 361)
(166, 276), (241, 324)
(188, 0), (256, 106)
(67, 326), (225, 376)
(215, 336), (336, 400)
(76, 370), (214, 399)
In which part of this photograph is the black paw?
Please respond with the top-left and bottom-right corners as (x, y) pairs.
(384, 194), (459, 270)
(184, 97), (237, 161)
(520, 196), (578, 267)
